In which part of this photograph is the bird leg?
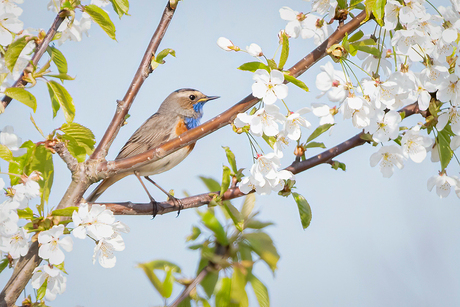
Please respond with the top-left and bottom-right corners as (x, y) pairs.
(144, 176), (183, 217)
(134, 172), (160, 218)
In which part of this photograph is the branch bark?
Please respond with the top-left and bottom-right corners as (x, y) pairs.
(94, 10), (368, 180)
(89, 2), (177, 161)
(1, 12), (65, 111)
(0, 2), (179, 306)
(99, 102), (422, 215)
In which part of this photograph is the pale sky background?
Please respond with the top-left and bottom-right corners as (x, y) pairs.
(1, 0), (460, 306)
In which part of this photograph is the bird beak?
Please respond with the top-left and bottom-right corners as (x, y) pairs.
(198, 95), (220, 103)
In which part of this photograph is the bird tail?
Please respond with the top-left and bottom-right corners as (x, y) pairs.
(86, 174), (127, 203)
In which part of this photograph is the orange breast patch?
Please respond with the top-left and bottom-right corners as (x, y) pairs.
(175, 119), (188, 136)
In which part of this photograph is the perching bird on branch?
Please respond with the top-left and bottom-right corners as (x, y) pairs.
(86, 88), (219, 215)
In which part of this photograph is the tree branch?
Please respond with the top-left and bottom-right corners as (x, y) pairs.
(0, 2), (180, 305)
(89, 2), (177, 161)
(54, 142), (79, 173)
(94, 10), (368, 180)
(1, 11), (65, 111)
(100, 102), (422, 215)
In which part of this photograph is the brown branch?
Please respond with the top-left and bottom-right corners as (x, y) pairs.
(89, 2), (177, 161)
(101, 102), (422, 215)
(0, 3), (180, 306)
(169, 267), (210, 307)
(94, 10), (368, 180)
(54, 141), (79, 172)
(1, 12), (65, 111)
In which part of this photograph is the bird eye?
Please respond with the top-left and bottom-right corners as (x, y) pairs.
(189, 95), (196, 100)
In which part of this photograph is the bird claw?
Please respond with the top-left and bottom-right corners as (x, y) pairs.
(167, 194), (183, 217)
(149, 197), (160, 219)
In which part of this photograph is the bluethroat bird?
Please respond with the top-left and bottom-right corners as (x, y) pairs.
(86, 88), (219, 215)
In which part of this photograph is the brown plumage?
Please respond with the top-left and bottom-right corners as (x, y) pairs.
(86, 89), (219, 202)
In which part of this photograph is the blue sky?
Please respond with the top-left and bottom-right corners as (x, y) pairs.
(1, 0), (460, 306)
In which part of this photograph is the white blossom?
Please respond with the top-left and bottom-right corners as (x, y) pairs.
(370, 145), (405, 178)
(38, 225), (73, 265)
(252, 69), (288, 105)
(31, 264), (67, 301)
(401, 127), (433, 163)
(427, 173), (460, 198)
(72, 203), (116, 240)
(283, 107), (311, 141)
(246, 43), (263, 57)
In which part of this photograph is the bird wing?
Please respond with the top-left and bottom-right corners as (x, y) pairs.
(116, 113), (179, 159)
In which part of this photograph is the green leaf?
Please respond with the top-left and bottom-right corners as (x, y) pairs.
(348, 30), (364, 43)
(231, 267), (248, 307)
(306, 124), (334, 143)
(137, 260), (181, 298)
(284, 74), (309, 92)
(305, 141), (326, 149)
(200, 270), (219, 298)
(51, 206), (79, 217)
(17, 207), (34, 219)
(245, 220), (274, 230)
(29, 145), (54, 206)
(0, 258), (8, 274)
(8, 141), (36, 185)
(109, 0), (129, 18)
(350, 0), (363, 7)
(248, 274), (269, 307)
(5, 36), (28, 72)
(262, 134), (276, 148)
(4, 88), (37, 112)
(59, 122), (96, 158)
(155, 48), (176, 64)
(46, 73), (75, 81)
(223, 202), (243, 231)
(0, 73), (8, 86)
(30, 114), (45, 138)
(47, 80), (75, 122)
(237, 62), (270, 73)
(215, 277), (232, 307)
(437, 128), (453, 170)
(162, 267), (175, 298)
(0, 144), (14, 162)
(200, 176), (221, 192)
(223, 146), (238, 174)
(84, 4), (116, 40)
(364, 0), (386, 26)
(198, 210), (229, 246)
(37, 279), (47, 301)
(244, 232), (279, 273)
(292, 192), (312, 230)
(278, 31), (289, 70)
(331, 161), (346, 171)
(338, 0), (347, 9)
(266, 59), (277, 70)
(47, 46), (68, 74)
(241, 193), (255, 221)
(221, 166), (231, 195)
(186, 226), (201, 242)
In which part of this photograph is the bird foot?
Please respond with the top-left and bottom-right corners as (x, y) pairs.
(167, 194), (183, 217)
(148, 196), (160, 219)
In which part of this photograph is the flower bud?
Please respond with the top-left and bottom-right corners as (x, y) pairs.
(217, 37), (240, 51)
(246, 43), (263, 57)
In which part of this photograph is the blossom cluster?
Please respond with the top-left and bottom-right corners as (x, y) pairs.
(0, 123), (129, 302)
(218, 0), (460, 199)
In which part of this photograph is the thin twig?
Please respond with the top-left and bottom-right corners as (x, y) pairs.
(1, 12), (65, 111)
(100, 102), (421, 215)
(89, 2), (177, 161)
(94, 11), (368, 180)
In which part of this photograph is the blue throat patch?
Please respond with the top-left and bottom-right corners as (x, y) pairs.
(184, 102), (204, 129)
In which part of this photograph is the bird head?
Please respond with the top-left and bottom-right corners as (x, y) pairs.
(159, 88), (219, 119)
